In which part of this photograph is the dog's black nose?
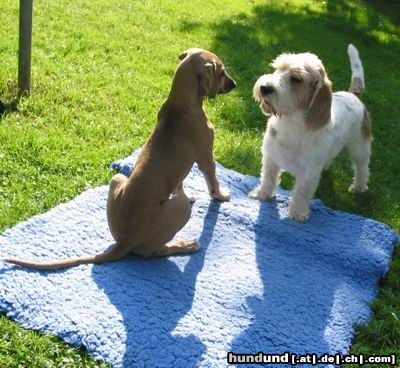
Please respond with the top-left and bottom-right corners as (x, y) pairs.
(260, 85), (274, 96)
(221, 78), (236, 94)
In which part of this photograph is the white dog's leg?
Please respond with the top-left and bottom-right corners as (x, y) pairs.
(289, 173), (320, 222)
(347, 138), (371, 193)
(249, 157), (280, 200)
(349, 160), (369, 193)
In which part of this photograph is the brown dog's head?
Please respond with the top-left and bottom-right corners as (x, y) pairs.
(178, 48), (236, 99)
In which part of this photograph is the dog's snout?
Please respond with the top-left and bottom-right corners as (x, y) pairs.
(220, 76), (236, 94)
(229, 78), (237, 90)
(260, 85), (275, 96)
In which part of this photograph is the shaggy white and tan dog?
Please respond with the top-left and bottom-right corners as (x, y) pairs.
(249, 45), (372, 221)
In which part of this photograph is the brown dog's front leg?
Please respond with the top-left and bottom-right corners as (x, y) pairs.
(173, 182), (196, 204)
(173, 182), (184, 195)
(197, 159), (230, 202)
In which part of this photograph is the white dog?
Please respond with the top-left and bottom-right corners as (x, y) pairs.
(249, 45), (372, 221)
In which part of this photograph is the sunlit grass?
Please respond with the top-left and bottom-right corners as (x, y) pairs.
(0, 0), (399, 366)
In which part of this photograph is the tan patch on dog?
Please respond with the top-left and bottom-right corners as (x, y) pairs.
(362, 108), (372, 140)
(290, 75), (314, 111)
(261, 100), (277, 116)
(305, 80), (332, 131)
(349, 77), (364, 99)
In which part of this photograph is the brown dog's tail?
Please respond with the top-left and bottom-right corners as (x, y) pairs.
(348, 44), (365, 99)
(2, 243), (131, 271)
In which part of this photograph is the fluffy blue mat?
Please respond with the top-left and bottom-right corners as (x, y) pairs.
(0, 149), (398, 368)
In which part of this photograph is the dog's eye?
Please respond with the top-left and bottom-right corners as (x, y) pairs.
(290, 75), (302, 83)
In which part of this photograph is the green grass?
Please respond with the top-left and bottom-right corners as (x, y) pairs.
(0, 0), (399, 366)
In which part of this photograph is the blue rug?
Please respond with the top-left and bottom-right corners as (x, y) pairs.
(0, 149), (398, 368)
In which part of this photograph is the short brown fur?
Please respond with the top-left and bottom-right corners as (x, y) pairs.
(4, 49), (236, 270)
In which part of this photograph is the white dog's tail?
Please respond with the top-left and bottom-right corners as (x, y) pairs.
(348, 44), (365, 98)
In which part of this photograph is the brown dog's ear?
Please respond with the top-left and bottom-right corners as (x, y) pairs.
(200, 61), (217, 98)
(305, 79), (332, 130)
(178, 51), (188, 61)
(178, 48), (203, 61)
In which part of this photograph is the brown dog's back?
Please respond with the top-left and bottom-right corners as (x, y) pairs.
(3, 48), (236, 270)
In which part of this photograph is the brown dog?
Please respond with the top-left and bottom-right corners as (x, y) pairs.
(4, 48), (236, 270)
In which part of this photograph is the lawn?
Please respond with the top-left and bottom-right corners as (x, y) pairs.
(0, 0), (399, 366)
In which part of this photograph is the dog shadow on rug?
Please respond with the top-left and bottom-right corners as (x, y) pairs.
(230, 198), (381, 360)
(92, 200), (221, 367)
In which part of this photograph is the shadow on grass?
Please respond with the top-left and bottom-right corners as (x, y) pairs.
(0, 78), (21, 119)
(0, 99), (18, 119)
(207, 0), (399, 222)
(327, 0), (400, 38)
(205, 0), (399, 358)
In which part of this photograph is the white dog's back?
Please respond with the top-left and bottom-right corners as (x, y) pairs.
(250, 44), (372, 221)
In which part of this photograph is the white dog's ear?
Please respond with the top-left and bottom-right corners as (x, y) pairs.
(200, 61), (217, 98)
(305, 78), (332, 130)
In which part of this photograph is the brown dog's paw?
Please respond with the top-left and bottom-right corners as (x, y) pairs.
(187, 240), (200, 252)
(178, 240), (200, 252)
(212, 189), (230, 202)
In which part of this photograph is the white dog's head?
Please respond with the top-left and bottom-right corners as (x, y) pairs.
(253, 52), (332, 130)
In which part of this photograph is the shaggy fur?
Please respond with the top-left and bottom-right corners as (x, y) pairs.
(249, 44), (372, 222)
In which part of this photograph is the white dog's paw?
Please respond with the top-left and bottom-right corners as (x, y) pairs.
(288, 206), (310, 222)
(348, 183), (368, 193)
(248, 187), (274, 201)
(288, 210), (309, 222)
